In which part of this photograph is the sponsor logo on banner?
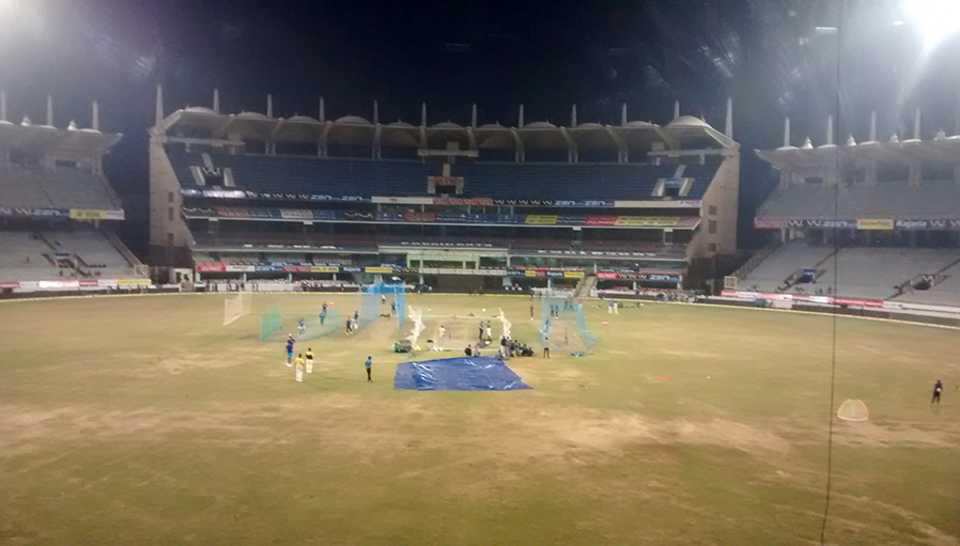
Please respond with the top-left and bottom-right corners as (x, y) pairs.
(200, 190), (247, 199)
(0, 207), (71, 218)
(428, 176), (465, 185)
(310, 265), (340, 273)
(225, 265), (256, 273)
(97, 279), (118, 288)
(524, 215), (558, 225)
(787, 218), (856, 229)
(118, 278), (150, 288)
(0, 281), (20, 289)
(613, 200), (701, 208)
(38, 280), (79, 289)
(585, 215), (617, 226)
(195, 261), (226, 273)
(493, 199), (615, 208)
(563, 271), (585, 279)
(365, 266), (394, 274)
(856, 218), (894, 231)
(78, 279), (98, 287)
(524, 270), (541, 278)
(597, 271), (619, 280)
(432, 196), (494, 206)
(283, 265), (311, 273)
(280, 208), (314, 220)
(69, 209), (125, 221)
(371, 196), (434, 205)
(545, 270), (564, 278)
(614, 216), (681, 227)
(895, 219), (929, 230)
(754, 217), (786, 229)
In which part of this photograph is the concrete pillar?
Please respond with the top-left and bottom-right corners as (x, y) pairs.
(91, 101), (100, 131)
(213, 88), (220, 113)
(620, 103), (627, 126)
(909, 162), (922, 187)
(673, 100), (680, 121)
(783, 117), (791, 147)
(471, 103), (478, 128)
(724, 97), (733, 138)
(0, 90), (6, 122)
(267, 94), (274, 118)
(318, 96), (325, 122)
(421, 102), (427, 126)
(518, 104), (525, 127)
(155, 84), (164, 127)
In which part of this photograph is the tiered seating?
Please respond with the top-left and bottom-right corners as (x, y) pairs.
(742, 242), (960, 302)
(455, 161), (714, 200)
(821, 248), (960, 300)
(40, 167), (121, 209)
(740, 241), (834, 291)
(170, 148), (430, 196)
(0, 165), (53, 208)
(168, 147), (719, 202)
(900, 260), (960, 305)
(0, 164), (119, 209)
(53, 230), (135, 276)
(758, 180), (960, 219)
(0, 231), (59, 281)
(0, 229), (137, 282)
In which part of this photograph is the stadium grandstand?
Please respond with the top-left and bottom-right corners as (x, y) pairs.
(0, 91), (148, 294)
(733, 111), (960, 309)
(149, 86), (740, 292)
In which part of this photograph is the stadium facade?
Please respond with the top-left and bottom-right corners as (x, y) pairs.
(734, 110), (960, 307)
(0, 92), (148, 294)
(149, 86), (740, 291)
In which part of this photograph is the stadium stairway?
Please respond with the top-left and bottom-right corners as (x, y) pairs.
(574, 274), (597, 299)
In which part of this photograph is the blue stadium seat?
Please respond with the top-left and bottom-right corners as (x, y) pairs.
(167, 147), (719, 201)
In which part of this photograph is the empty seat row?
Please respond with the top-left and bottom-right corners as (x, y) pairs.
(167, 147), (719, 202)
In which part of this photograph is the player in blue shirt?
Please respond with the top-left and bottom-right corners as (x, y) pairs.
(285, 334), (295, 366)
(364, 355), (373, 382)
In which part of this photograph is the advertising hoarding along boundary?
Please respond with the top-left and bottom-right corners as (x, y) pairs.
(755, 217), (960, 231)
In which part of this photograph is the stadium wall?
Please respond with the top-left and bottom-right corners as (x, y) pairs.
(148, 137), (192, 266)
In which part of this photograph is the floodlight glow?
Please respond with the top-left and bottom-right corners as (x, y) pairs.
(901, 0), (960, 50)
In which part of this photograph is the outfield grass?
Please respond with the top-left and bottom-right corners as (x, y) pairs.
(0, 293), (957, 545)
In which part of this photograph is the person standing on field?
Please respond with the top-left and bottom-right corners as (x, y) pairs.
(285, 334), (296, 366)
(932, 379), (944, 404)
(305, 347), (314, 374)
(364, 355), (373, 382)
(294, 353), (306, 383)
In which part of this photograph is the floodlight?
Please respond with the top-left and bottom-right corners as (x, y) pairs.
(901, 0), (960, 50)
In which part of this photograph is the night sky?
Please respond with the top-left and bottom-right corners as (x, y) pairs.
(2, 0), (958, 254)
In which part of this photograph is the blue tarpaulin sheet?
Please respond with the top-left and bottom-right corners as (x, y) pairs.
(394, 356), (531, 391)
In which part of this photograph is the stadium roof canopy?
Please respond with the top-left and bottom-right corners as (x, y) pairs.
(154, 91), (737, 157)
(757, 136), (960, 172)
(0, 119), (121, 156)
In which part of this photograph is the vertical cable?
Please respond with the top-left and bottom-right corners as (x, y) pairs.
(819, 1), (845, 543)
